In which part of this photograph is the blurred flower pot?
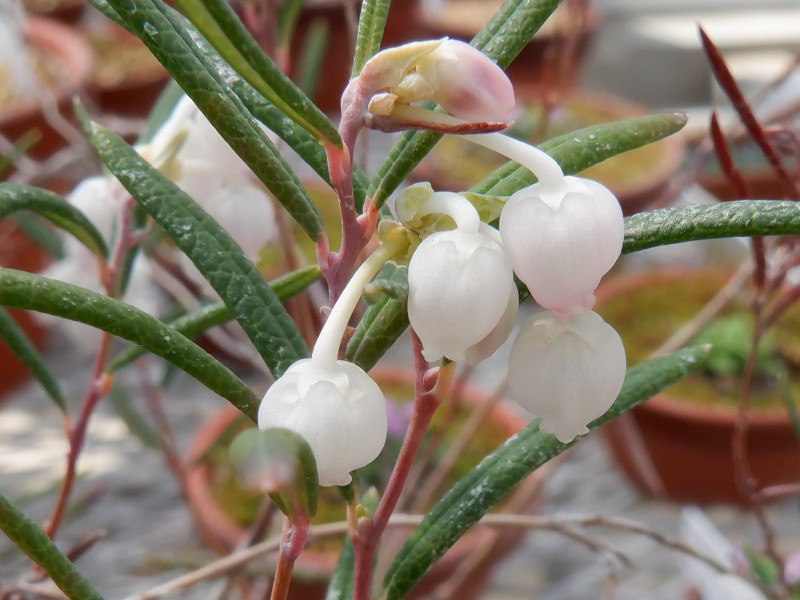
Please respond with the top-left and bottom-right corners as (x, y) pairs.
(22, 0), (86, 24)
(0, 222), (52, 399)
(413, 90), (686, 215)
(83, 23), (170, 118)
(596, 268), (800, 504)
(0, 14), (92, 160)
(184, 366), (544, 599)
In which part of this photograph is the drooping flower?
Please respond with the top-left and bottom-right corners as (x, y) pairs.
(258, 358), (387, 487)
(408, 224), (515, 363)
(499, 175), (624, 318)
(258, 232), (408, 486)
(397, 186), (516, 364)
(507, 309), (626, 443)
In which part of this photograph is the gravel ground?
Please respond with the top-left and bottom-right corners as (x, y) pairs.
(2, 324), (799, 600)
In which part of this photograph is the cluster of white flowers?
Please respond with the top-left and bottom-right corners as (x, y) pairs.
(258, 38), (628, 488)
(45, 95), (278, 349)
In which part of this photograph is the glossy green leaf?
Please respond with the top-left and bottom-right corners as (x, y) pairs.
(83, 120), (310, 377)
(0, 267), (261, 419)
(0, 307), (64, 412)
(230, 427), (319, 518)
(623, 200), (800, 254)
(107, 265), (321, 373)
(352, 0), (391, 76)
(382, 346), (711, 600)
(172, 0), (340, 146)
(473, 113), (688, 196)
(104, 0), (323, 241)
(345, 261), (409, 372)
(368, 0), (562, 206)
(0, 493), (105, 600)
(0, 183), (108, 258)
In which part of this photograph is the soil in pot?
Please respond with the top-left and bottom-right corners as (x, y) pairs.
(412, 91), (685, 215)
(596, 268), (800, 504)
(185, 367), (541, 600)
(0, 14), (92, 161)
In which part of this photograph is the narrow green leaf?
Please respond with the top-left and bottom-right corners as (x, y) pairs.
(84, 121), (310, 377)
(276, 0), (304, 49)
(0, 307), (64, 412)
(107, 265), (321, 373)
(104, 0), (324, 241)
(12, 213), (64, 259)
(230, 427), (319, 518)
(172, 0), (340, 146)
(368, 0), (562, 206)
(0, 493), (105, 600)
(473, 113), (688, 196)
(295, 20), (329, 101)
(382, 346), (711, 600)
(0, 267), (261, 419)
(0, 183), (108, 258)
(345, 261), (409, 372)
(137, 79), (185, 144)
(623, 200), (800, 254)
(352, 0), (391, 76)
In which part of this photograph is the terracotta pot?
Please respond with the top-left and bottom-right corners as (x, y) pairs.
(0, 224), (52, 399)
(83, 23), (170, 118)
(413, 90), (686, 215)
(0, 15), (93, 160)
(184, 366), (542, 599)
(596, 268), (800, 504)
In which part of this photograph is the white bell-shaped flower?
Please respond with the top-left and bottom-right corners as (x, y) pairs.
(499, 176), (623, 318)
(258, 358), (387, 487)
(508, 309), (626, 443)
(408, 223), (515, 363)
(464, 278), (519, 365)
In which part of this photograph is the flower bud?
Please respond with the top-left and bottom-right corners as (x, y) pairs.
(258, 359), (387, 487)
(499, 176), (623, 318)
(354, 38), (514, 123)
(507, 309), (626, 443)
(412, 39), (515, 122)
(408, 224), (515, 363)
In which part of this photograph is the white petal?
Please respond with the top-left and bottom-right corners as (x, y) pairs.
(465, 277), (519, 365)
(408, 228), (514, 363)
(258, 359), (388, 487)
(508, 310), (626, 443)
(499, 176), (623, 317)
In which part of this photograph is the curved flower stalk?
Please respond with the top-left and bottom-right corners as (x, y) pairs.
(507, 310), (626, 443)
(259, 233), (408, 486)
(398, 185), (517, 364)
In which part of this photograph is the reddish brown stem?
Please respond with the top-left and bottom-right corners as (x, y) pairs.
(700, 26), (798, 198)
(351, 330), (443, 600)
(270, 514), (310, 600)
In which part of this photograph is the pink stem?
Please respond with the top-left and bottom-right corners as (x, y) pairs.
(352, 330), (441, 600)
(270, 512), (310, 600)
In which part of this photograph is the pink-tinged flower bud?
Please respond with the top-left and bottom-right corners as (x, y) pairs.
(499, 176), (624, 318)
(508, 310), (626, 443)
(408, 224), (516, 363)
(258, 359), (387, 487)
(412, 39), (515, 122)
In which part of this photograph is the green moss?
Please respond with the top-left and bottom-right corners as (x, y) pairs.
(596, 271), (800, 411)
